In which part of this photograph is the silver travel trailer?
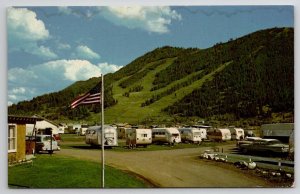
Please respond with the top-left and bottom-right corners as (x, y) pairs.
(126, 128), (152, 148)
(178, 127), (202, 144)
(85, 125), (118, 147)
(152, 128), (181, 145)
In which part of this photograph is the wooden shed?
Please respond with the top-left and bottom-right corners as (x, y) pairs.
(8, 115), (42, 164)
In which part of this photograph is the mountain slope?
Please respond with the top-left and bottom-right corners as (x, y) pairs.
(8, 27), (294, 126)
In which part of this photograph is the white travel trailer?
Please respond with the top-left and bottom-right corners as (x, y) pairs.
(229, 127), (245, 140)
(192, 125), (211, 140)
(85, 125), (118, 147)
(80, 124), (89, 135)
(178, 128), (202, 144)
(152, 128), (181, 145)
(126, 128), (152, 148)
(207, 128), (231, 142)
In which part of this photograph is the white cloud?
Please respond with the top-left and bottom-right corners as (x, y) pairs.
(8, 59), (121, 104)
(58, 6), (72, 15)
(57, 43), (71, 50)
(7, 7), (57, 59)
(8, 95), (17, 100)
(98, 6), (181, 34)
(8, 67), (38, 82)
(73, 45), (101, 60)
(32, 45), (58, 59)
(7, 7), (49, 41)
(12, 87), (26, 94)
(98, 62), (122, 74)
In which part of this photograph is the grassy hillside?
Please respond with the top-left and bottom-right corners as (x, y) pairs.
(8, 27), (294, 126)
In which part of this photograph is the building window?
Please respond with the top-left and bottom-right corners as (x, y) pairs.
(8, 124), (17, 152)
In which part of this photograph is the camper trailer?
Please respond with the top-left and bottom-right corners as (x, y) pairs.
(192, 125), (211, 140)
(229, 127), (245, 140)
(80, 124), (89, 135)
(126, 128), (152, 148)
(152, 128), (181, 145)
(85, 125), (118, 147)
(207, 128), (231, 142)
(178, 128), (202, 144)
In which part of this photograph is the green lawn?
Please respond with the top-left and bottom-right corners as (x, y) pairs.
(8, 155), (151, 188)
(60, 133), (85, 142)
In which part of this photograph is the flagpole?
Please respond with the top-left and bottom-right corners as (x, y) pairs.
(101, 74), (105, 188)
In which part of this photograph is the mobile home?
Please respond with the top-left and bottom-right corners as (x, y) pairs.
(178, 128), (202, 144)
(229, 127), (245, 140)
(152, 128), (181, 145)
(126, 128), (152, 148)
(85, 125), (118, 147)
(207, 128), (231, 142)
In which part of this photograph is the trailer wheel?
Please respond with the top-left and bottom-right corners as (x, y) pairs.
(48, 150), (53, 154)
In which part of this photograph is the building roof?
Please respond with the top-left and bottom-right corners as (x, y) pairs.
(8, 115), (43, 124)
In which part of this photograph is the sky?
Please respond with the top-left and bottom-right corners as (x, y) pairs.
(7, 6), (294, 105)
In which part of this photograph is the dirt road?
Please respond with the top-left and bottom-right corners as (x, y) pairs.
(57, 145), (274, 188)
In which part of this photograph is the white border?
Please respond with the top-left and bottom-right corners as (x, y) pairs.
(1, 1), (299, 194)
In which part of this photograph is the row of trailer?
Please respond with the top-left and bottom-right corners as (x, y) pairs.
(85, 125), (246, 148)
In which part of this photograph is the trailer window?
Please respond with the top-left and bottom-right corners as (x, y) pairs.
(142, 134), (147, 137)
(172, 133), (179, 137)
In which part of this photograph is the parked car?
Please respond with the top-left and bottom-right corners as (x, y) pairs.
(35, 135), (60, 154)
(239, 138), (289, 156)
(236, 136), (262, 148)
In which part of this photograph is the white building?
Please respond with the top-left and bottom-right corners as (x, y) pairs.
(36, 120), (60, 135)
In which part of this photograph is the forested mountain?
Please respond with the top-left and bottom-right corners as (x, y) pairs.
(8, 27), (294, 126)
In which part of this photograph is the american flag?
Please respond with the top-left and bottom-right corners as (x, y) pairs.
(70, 83), (101, 109)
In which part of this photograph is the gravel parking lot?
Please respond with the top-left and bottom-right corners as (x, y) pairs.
(57, 143), (280, 188)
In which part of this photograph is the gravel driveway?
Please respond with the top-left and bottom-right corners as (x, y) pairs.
(57, 145), (274, 188)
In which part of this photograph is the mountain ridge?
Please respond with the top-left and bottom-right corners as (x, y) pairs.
(8, 27), (294, 127)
